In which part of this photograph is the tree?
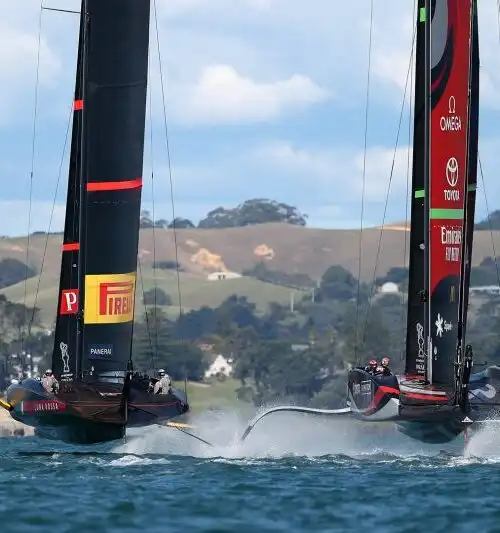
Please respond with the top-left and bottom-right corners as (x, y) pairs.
(139, 210), (154, 228)
(142, 288), (172, 306)
(243, 261), (314, 288)
(168, 217), (195, 229)
(375, 267), (408, 288)
(198, 199), (308, 228)
(154, 219), (169, 228)
(153, 260), (182, 271)
(318, 265), (360, 301)
(0, 259), (36, 289)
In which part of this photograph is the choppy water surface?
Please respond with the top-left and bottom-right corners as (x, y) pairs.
(1, 411), (500, 533)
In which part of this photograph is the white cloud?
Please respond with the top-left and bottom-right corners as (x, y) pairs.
(162, 0), (272, 17)
(3, 0), (500, 236)
(259, 141), (412, 202)
(371, 0), (500, 115)
(0, 26), (61, 125)
(0, 201), (66, 237)
(173, 64), (329, 125)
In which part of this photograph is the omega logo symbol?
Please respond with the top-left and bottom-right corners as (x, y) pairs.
(448, 96), (456, 114)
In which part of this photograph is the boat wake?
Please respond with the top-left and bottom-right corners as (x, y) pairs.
(112, 407), (464, 459)
(16, 408), (500, 467)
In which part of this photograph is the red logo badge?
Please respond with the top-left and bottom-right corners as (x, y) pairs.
(60, 289), (79, 315)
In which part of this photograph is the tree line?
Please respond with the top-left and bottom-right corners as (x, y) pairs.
(2, 262), (500, 408)
(139, 198), (308, 230)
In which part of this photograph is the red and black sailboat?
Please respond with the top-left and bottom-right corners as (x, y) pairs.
(1, 0), (188, 444)
(395, 0), (479, 442)
(347, 0), (479, 440)
(240, 0), (500, 445)
(348, 0), (500, 443)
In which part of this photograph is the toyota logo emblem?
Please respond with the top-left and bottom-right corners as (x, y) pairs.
(446, 157), (458, 187)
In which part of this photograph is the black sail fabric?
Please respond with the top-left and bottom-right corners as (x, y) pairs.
(52, 0), (151, 383)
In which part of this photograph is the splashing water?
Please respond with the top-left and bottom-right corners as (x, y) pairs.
(113, 408), (466, 459)
(464, 421), (500, 460)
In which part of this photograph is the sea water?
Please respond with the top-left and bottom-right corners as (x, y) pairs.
(1, 410), (499, 533)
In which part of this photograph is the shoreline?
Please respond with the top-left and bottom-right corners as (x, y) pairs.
(0, 407), (34, 437)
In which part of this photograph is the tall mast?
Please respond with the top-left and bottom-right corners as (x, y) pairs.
(458, 0), (479, 351)
(423, 0), (431, 383)
(75, 0), (89, 380)
(404, 0), (430, 380)
(51, 0), (87, 384)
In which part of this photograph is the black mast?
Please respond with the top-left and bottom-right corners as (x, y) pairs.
(76, 0), (89, 381)
(423, 0), (431, 383)
(51, 1), (86, 384)
(457, 0), (479, 409)
(458, 0), (479, 348)
(405, 0), (429, 380)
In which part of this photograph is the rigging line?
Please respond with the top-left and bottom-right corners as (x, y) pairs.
(361, 15), (417, 350)
(497, 0), (500, 46)
(147, 46), (158, 368)
(401, 0), (417, 360)
(22, 1), (43, 359)
(490, 0), (500, 287)
(152, 0), (188, 397)
(27, 100), (74, 337)
(478, 154), (500, 287)
(41, 7), (79, 15)
(354, 0), (374, 365)
(137, 255), (156, 371)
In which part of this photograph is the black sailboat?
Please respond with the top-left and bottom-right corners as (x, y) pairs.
(1, 0), (188, 444)
(240, 0), (500, 446)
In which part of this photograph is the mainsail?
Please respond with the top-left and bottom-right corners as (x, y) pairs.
(52, 0), (151, 385)
(403, 0), (477, 398)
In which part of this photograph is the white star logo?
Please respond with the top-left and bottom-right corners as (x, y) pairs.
(435, 314), (444, 337)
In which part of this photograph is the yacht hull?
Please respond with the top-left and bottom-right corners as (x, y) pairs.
(348, 366), (500, 444)
(5, 377), (188, 445)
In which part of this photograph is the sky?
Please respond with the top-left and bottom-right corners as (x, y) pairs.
(1, 0), (500, 236)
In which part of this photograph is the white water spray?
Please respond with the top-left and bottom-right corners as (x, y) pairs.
(112, 408), (456, 459)
(464, 422), (500, 460)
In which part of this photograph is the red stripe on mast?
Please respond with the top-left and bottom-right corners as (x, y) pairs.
(86, 178), (143, 192)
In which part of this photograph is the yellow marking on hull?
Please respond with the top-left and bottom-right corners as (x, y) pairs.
(165, 421), (195, 429)
(0, 398), (13, 411)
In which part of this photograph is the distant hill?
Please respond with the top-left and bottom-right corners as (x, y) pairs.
(1, 222), (500, 326)
(475, 210), (500, 230)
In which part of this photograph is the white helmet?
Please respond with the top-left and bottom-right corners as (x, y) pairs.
(45, 369), (53, 376)
(158, 369), (165, 376)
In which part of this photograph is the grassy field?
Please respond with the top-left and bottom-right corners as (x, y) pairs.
(2, 222), (500, 327)
(172, 378), (252, 415)
(1, 266), (307, 327)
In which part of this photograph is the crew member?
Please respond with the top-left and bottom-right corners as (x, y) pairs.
(41, 369), (59, 394)
(153, 369), (171, 395)
(377, 357), (392, 376)
(364, 360), (377, 374)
